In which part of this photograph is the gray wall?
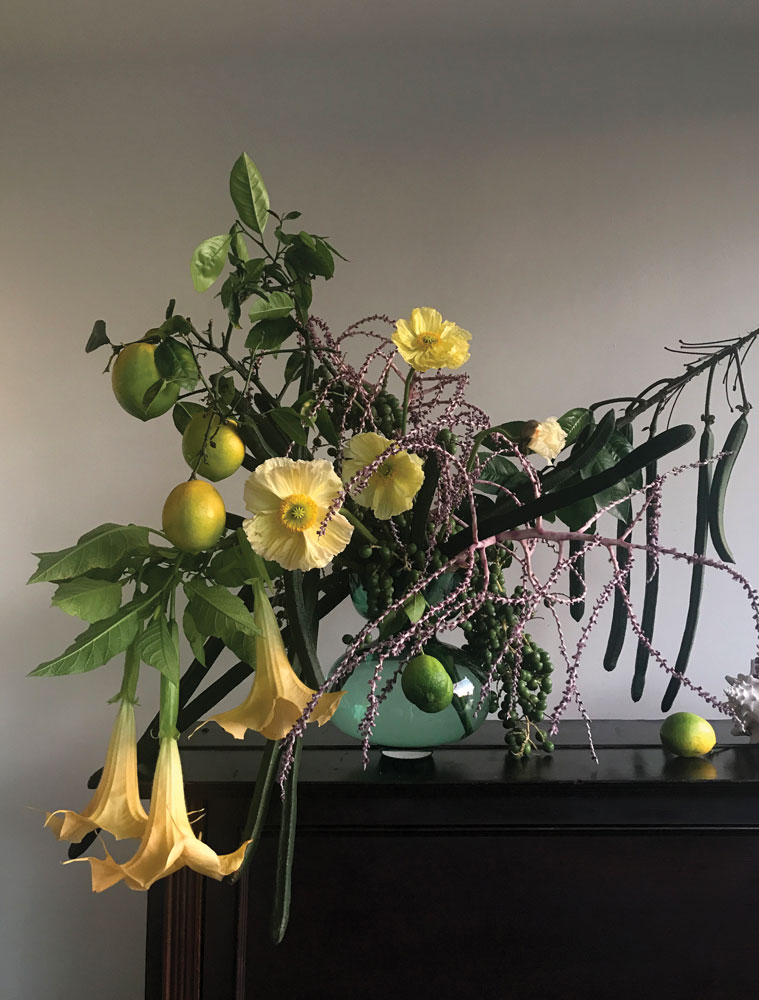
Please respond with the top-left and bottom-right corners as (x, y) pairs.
(4, 6), (759, 997)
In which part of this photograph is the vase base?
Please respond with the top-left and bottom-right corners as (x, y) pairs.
(380, 749), (433, 761)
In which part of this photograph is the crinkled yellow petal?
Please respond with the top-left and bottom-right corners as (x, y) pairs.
(343, 434), (424, 519)
(242, 458), (352, 572)
(45, 699), (147, 843)
(409, 307), (443, 335)
(208, 584), (345, 741)
(392, 307), (471, 372)
(243, 510), (309, 571)
(71, 739), (250, 892)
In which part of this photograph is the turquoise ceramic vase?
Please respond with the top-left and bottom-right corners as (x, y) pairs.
(329, 635), (490, 749)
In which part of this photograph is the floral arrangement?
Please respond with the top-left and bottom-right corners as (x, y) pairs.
(29, 153), (759, 939)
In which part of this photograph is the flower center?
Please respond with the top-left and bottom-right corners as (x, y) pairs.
(280, 493), (319, 532)
(418, 331), (440, 346)
(377, 460), (395, 479)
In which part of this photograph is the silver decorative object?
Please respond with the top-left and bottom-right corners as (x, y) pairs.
(724, 659), (759, 742)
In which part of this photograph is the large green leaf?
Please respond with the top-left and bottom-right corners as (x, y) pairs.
(270, 407), (307, 447)
(245, 316), (297, 352)
(191, 235), (232, 292)
(248, 291), (294, 325)
(154, 338), (200, 390)
(229, 153), (270, 235)
(28, 524), (149, 584)
(558, 408), (592, 447)
(477, 456), (528, 496)
(172, 400), (205, 435)
(51, 577), (123, 622)
(184, 580), (260, 648)
(137, 616), (180, 684)
(30, 593), (155, 677)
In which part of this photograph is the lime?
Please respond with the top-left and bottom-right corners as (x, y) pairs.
(162, 480), (226, 552)
(111, 342), (179, 420)
(660, 712), (716, 758)
(401, 654), (454, 714)
(182, 411), (245, 482)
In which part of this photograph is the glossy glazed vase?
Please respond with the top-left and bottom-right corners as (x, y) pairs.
(329, 636), (490, 749)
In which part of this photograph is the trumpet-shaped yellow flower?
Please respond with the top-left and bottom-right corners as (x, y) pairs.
(45, 698), (147, 843)
(74, 738), (249, 892)
(342, 433), (424, 520)
(209, 583), (345, 740)
(208, 582), (344, 741)
(527, 417), (567, 461)
(242, 457), (353, 572)
(392, 307), (471, 372)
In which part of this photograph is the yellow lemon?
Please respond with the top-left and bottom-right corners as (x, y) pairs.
(660, 712), (716, 758)
(111, 342), (180, 421)
(401, 654), (454, 714)
(162, 481), (226, 553)
(181, 412), (245, 482)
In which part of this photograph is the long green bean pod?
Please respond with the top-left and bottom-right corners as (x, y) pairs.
(708, 411), (749, 564)
(661, 418), (714, 711)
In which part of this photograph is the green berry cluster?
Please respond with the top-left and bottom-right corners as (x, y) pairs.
(370, 389), (403, 438)
(500, 716), (555, 759)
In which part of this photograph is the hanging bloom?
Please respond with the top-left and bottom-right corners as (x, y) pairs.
(342, 432), (424, 520)
(45, 698), (147, 843)
(242, 457), (353, 572)
(527, 418), (567, 461)
(73, 737), (249, 892)
(392, 307), (471, 372)
(208, 582), (344, 741)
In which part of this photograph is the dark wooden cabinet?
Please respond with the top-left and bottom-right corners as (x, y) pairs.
(145, 722), (759, 1000)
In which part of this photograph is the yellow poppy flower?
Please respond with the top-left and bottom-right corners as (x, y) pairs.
(342, 432), (424, 520)
(45, 698), (147, 843)
(242, 457), (353, 572)
(73, 737), (249, 892)
(392, 307), (471, 372)
(208, 581), (344, 741)
(528, 417), (567, 461)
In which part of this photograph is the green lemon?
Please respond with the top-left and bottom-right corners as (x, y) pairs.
(161, 480), (226, 553)
(181, 411), (246, 482)
(111, 342), (180, 421)
(401, 654), (454, 714)
(660, 712), (716, 758)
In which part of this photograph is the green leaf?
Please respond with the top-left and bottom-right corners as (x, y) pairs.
(245, 316), (297, 353)
(28, 524), (150, 584)
(51, 577), (123, 622)
(137, 616), (180, 684)
(244, 258), (266, 282)
(184, 579), (260, 650)
(583, 430), (640, 521)
(270, 407), (307, 447)
(315, 406), (339, 447)
(229, 153), (270, 235)
(403, 593), (427, 624)
(558, 408), (592, 447)
(477, 456), (528, 496)
(284, 350), (306, 384)
(30, 593), (156, 677)
(172, 400), (204, 434)
(283, 211), (301, 221)
(85, 320), (109, 353)
(285, 238), (335, 279)
(154, 338), (199, 391)
(557, 496), (597, 532)
(191, 235), (232, 292)
(182, 605), (206, 666)
(232, 232), (250, 262)
(248, 291), (294, 324)
(207, 546), (259, 588)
